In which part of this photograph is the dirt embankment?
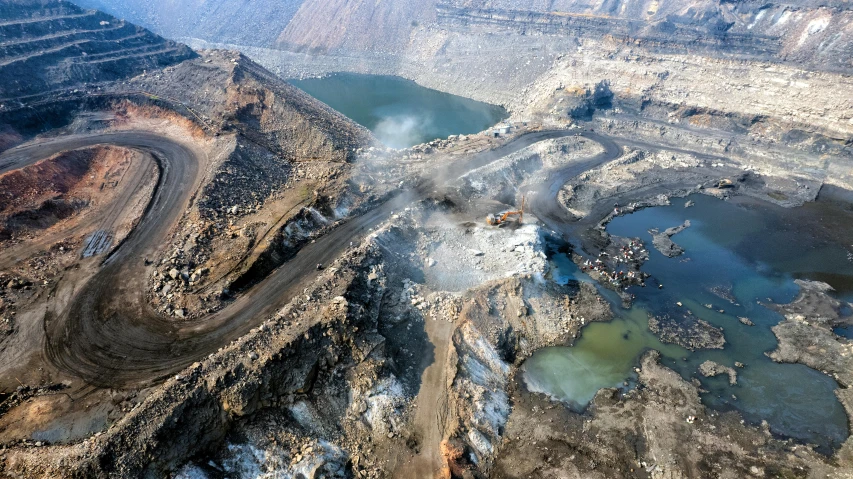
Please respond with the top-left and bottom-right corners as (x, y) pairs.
(0, 145), (157, 341)
(0, 45), (376, 470)
(454, 135), (605, 205)
(400, 273), (611, 477)
(0, 126), (23, 152)
(2, 203), (590, 478)
(0, 147), (135, 241)
(105, 51), (376, 319)
(0, 50), (377, 322)
(0, 243), (390, 478)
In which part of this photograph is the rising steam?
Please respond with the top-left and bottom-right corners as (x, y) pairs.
(374, 114), (434, 149)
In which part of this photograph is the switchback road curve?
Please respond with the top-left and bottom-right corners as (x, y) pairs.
(0, 129), (622, 388)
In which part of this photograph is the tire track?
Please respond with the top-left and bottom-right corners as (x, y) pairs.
(0, 129), (619, 389)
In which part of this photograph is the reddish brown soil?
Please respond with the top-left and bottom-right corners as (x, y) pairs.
(0, 147), (135, 241)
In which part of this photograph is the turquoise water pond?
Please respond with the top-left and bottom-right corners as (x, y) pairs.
(290, 73), (508, 149)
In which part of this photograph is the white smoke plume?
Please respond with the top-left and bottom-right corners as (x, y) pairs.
(373, 114), (434, 149)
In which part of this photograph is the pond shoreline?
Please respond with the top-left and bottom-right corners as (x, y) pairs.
(289, 72), (508, 149)
(524, 190), (853, 453)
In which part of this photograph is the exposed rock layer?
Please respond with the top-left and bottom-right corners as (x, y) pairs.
(0, 0), (193, 100)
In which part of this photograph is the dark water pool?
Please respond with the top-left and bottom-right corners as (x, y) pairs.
(834, 326), (853, 339)
(289, 73), (508, 149)
(526, 193), (853, 452)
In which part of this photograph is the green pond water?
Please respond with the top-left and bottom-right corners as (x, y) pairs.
(526, 193), (853, 452)
(289, 73), (508, 149)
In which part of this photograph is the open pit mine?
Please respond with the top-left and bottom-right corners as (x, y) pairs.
(0, 0), (852, 478)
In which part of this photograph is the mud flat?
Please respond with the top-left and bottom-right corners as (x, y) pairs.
(698, 360), (738, 386)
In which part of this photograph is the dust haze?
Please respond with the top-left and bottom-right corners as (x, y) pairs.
(373, 113), (434, 149)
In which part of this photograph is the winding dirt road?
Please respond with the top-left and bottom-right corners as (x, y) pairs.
(527, 132), (622, 232)
(0, 129), (622, 389)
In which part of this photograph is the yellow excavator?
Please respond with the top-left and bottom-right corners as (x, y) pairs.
(486, 196), (525, 226)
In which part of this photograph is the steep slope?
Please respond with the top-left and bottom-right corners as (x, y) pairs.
(67, 0), (853, 154)
(0, 4), (375, 471)
(0, 0), (194, 100)
(75, 0), (304, 48)
(73, 0), (853, 74)
(432, 0), (853, 72)
(276, 0), (436, 53)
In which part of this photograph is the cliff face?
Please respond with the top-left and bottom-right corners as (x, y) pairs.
(72, 0), (853, 75)
(63, 0), (853, 167)
(436, 0), (853, 73)
(72, 0), (304, 49)
(67, 0), (853, 133)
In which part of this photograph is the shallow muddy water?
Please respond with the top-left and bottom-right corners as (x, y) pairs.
(527, 193), (853, 452)
(289, 73), (508, 149)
